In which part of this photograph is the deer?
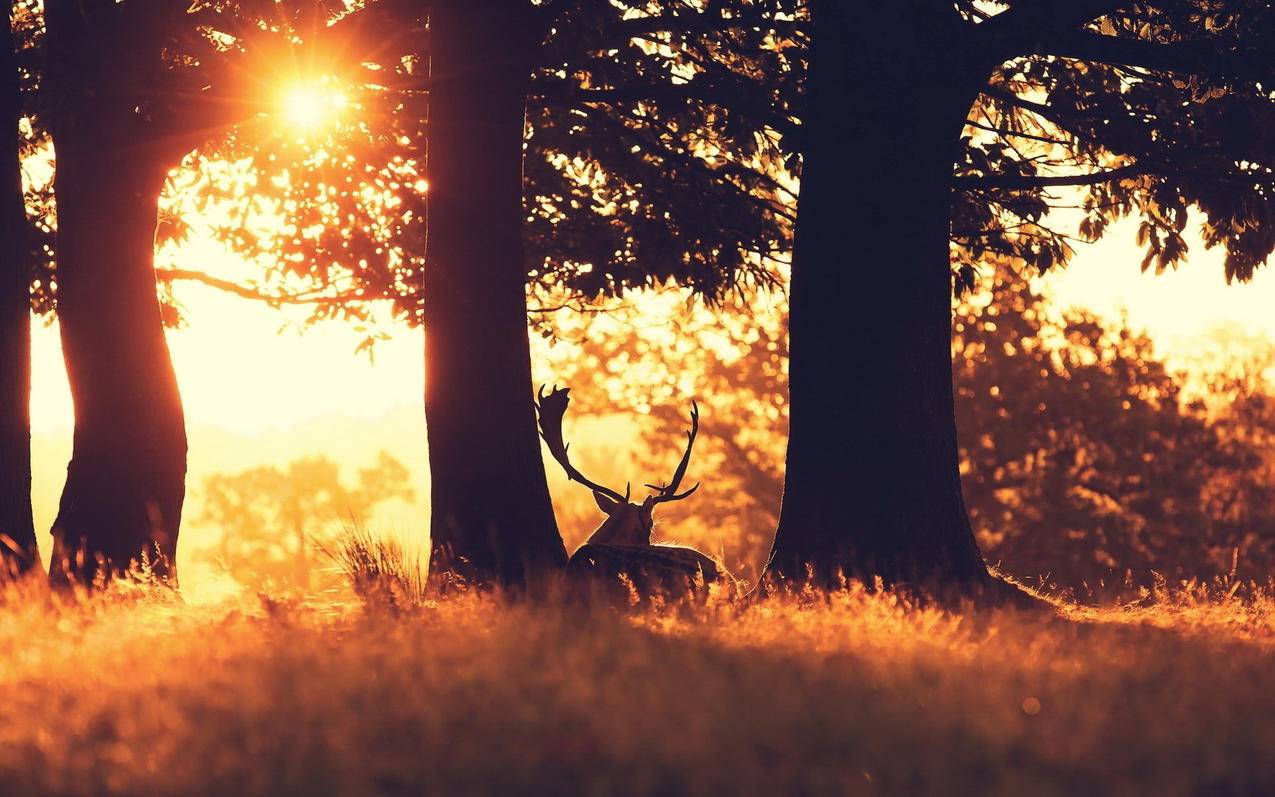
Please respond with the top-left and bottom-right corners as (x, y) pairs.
(535, 385), (721, 598)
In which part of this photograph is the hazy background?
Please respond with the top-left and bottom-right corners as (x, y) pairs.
(26, 215), (1275, 585)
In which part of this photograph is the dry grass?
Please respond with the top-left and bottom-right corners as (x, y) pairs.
(0, 568), (1270, 796)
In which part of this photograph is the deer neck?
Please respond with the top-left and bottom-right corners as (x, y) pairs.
(585, 509), (650, 547)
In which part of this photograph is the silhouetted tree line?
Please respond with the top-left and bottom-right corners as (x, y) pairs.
(0, 0), (1271, 599)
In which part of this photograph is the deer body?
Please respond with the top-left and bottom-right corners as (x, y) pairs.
(567, 543), (719, 599)
(536, 386), (721, 599)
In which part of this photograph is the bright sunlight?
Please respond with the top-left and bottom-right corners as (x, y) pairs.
(279, 80), (348, 130)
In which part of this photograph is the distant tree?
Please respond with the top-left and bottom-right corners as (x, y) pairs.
(769, 1), (1274, 591)
(197, 452), (413, 590)
(955, 273), (1275, 590)
(0, 1), (34, 572)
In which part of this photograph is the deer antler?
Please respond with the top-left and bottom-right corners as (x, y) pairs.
(645, 400), (700, 505)
(535, 385), (630, 503)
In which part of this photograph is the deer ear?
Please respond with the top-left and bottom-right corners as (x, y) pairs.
(593, 490), (620, 515)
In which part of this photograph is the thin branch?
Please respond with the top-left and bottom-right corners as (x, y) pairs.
(958, 162), (1275, 191)
(956, 163), (1148, 190)
(157, 267), (364, 307)
(965, 118), (1071, 146)
(532, 80), (800, 139)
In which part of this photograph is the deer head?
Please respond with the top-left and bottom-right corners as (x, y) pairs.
(536, 385), (700, 547)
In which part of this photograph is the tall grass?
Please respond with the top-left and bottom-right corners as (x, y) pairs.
(316, 525), (428, 613)
(0, 566), (1269, 796)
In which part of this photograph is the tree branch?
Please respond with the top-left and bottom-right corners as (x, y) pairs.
(532, 80), (800, 138)
(1041, 30), (1271, 84)
(965, 117), (1071, 146)
(957, 164), (1147, 190)
(957, 163), (1274, 191)
(978, 0), (1130, 61)
(157, 267), (363, 307)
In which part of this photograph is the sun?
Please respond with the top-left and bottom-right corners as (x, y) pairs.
(280, 81), (348, 130)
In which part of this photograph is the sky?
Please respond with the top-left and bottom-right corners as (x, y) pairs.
(1045, 216), (1275, 356)
(30, 240), (425, 437)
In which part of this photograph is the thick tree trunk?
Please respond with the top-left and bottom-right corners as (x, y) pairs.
(48, 146), (187, 584)
(0, 2), (35, 574)
(425, 3), (567, 588)
(765, 4), (991, 589)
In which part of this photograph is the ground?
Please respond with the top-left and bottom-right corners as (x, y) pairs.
(0, 574), (1270, 796)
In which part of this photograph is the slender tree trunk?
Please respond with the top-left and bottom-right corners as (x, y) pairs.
(425, 2), (567, 588)
(47, 144), (187, 584)
(765, 4), (991, 589)
(0, 1), (35, 574)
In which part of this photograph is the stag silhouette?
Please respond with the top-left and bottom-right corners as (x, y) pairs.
(536, 385), (721, 599)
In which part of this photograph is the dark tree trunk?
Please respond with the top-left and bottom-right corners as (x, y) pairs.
(0, 1), (35, 574)
(765, 4), (991, 589)
(47, 145), (187, 584)
(425, 2), (567, 588)
(41, 1), (191, 586)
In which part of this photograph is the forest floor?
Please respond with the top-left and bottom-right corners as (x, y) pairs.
(0, 570), (1271, 796)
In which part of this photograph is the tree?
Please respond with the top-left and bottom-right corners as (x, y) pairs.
(34, 0), (406, 584)
(184, 0), (798, 588)
(42, 1), (194, 582)
(421, 1), (572, 587)
(765, 1), (1274, 591)
(197, 453), (413, 590)
(552, 265), (1275, 594)
(954, 272), (1275, 592)
(0, 0), (34, 573)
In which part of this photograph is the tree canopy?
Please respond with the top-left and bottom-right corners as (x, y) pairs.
(164, 1), (800, 332)
(953, 0), (1273, 287)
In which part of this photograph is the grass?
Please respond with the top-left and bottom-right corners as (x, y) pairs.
(0, 566), (1270, 796)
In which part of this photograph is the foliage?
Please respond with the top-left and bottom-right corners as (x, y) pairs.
(195, 452), (413, 590)
(11, 1), (1272, 329)
(955, 273), (1275, 591)
(11, 0), (418, 321)
(953, 1), (1274, 291)
(10, 0), (54, 313)
(178, 0), (800, 331)
(191, 1), (1275, 322)
(544, 267), (1275, 593)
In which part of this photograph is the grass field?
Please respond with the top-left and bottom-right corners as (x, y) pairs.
(0, 572), (1271, 796)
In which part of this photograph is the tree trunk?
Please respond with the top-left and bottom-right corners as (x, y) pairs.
(0, 1), (35, 574)
(48, 145), (187, 584)
(765, 4), (991, 589)
(425, 2), (567, 588)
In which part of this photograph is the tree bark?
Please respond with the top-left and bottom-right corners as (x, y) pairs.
(40, 1), (192, 586)
(47, 145), (187, 584)
(0, 1), (35, 574)
(425, 2), (567, 588)
(765, 3), (992, 589)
